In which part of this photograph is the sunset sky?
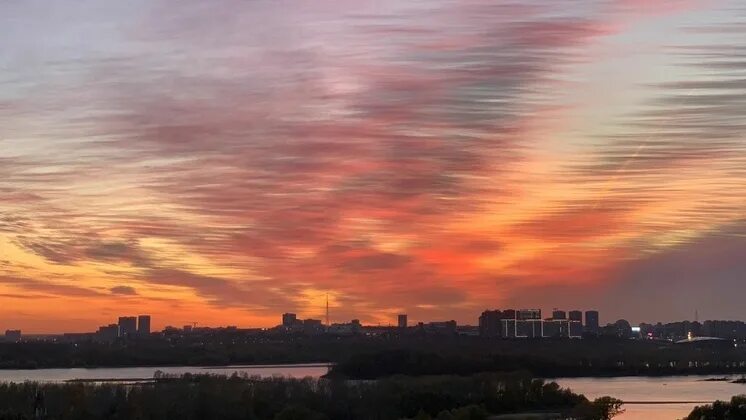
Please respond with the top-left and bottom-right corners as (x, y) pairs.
(1, 0), (745, 333)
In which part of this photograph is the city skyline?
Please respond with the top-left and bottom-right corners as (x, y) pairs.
(4, 305), (743, 336)
(2, 0), (746, 333)
(10, 307), (746, 341)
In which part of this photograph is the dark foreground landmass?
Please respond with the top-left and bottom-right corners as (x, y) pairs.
(686, 395), (746, 419)
(0, 373), (624, 420)
(2, 334), (746, 379)
(325, 342), (746, 379)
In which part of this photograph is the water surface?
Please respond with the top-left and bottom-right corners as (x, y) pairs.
(557, 375), (746, 420)
(0, 363), (330, 383)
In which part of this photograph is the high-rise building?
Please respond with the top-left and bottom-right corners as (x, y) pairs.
(569, 310), (583, 323)
(118, 316), (137, 337)
(282, 313), (297, 327)
(398, 314), (408, 328)
(480, 309), (546, 338)
(518, 309), (542, 320)
(479, 310), (503, 337)
(552, 309), (567, 320)
(137, 315), (151, 336)
(585, 310), (600, 334)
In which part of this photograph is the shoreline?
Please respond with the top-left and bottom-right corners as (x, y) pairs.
(621, 401), (713, 404)
(542, 372), (746, 380)
(3, 362), (746, 382)
(0, 361), (334, 371)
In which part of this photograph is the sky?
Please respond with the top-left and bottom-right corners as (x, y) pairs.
(1, 0), (745, 333)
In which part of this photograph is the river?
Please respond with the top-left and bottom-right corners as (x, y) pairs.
(0, 363), (331, 383)
(556, 375), (746, 419)
(0, 366), (742, 419)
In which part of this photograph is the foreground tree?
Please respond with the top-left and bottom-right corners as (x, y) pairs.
(571, 396), (625, 420)
(687, 395), (746, 419)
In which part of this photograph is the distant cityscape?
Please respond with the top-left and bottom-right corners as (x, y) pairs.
(4, 307), (746, 345)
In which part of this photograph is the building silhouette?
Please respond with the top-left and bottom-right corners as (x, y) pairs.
(421, 320), (457, 335)
(302, 319), (324, 334)
(585, 310), (600, 334)
(518, 309), (541, 320)
(96, 324), (119, 343)
(552, 309), (567, 320)
(118, 316), (137, 338)
(282, 313), (297, 327)
(480, 308), (584, 339)
(701, 320), (745, 340)
(569, 310), (583, 322)
(327, 319), (363, 335)
(398, 314), (408, 328)
(479, 310), (504, 338)
(137, 315), (151, 336)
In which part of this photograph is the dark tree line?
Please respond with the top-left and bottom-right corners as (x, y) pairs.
(325, 340), (746, 379)
(2, 335), (744, 378)
(0, 373), (622, 420)
(686, 395), (746, 419)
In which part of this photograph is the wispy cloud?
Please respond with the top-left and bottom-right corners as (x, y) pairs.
(0, 0), (743, 330)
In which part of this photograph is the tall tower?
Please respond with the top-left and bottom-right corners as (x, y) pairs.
(325, 293), (329, 327)
(585, 310), (600, 334)
(398, 314), (408, 329)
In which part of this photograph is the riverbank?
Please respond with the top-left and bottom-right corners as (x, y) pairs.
(0, 363), (332, 383)
(326, 345), (746, 380)
(5, 335), (746, 380)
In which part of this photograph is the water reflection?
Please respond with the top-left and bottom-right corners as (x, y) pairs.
(557, 375), (746, 419)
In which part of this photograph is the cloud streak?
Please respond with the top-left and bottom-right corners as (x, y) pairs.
(0, 0), (744, 331)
